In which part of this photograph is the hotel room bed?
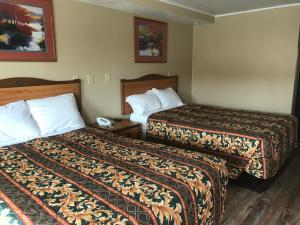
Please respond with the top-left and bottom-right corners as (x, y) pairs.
(121, 74), (298, 180)
(146, 104), (297, 179)
(0, 127), (228, 225)
(0, 77), (228, 225)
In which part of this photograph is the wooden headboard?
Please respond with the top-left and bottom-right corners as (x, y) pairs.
(0, 77), (81, 110)
(121, 74), (178, 114)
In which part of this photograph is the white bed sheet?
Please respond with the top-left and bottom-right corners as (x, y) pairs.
(0, 126), (86, 147)
(130, 111), (155, 136)
(130, 105), (185, 137)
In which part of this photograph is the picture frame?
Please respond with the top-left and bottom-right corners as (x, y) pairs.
(134, 17), (168, 63)
(0, 0), (56, 61)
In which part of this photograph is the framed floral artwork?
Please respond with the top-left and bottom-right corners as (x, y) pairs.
(0, 0), (56, 61)
(134, 17), (167, 63)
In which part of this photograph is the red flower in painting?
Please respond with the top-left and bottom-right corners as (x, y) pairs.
(0, 0), (56, 61)
(148, 24), (161, 39)
(0, 2), (38, 49)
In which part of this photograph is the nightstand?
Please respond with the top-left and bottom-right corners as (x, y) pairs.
(91, 120), (141, 139)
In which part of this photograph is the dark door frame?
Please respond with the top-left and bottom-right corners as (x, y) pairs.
(292, 25), (300, 115)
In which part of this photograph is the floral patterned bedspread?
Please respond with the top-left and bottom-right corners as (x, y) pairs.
(146, 104), (297, 179)
(0, 127), (228, 225)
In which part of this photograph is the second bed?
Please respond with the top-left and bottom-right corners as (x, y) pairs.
(122, 74), (298, 180)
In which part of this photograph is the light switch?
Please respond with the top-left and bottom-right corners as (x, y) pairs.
(105, 73), (111, 84)
(87, 73), (94, 85)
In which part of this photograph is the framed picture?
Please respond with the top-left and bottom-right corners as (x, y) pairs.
(134, 17), (167, 63)
(0, 0), (56, 61)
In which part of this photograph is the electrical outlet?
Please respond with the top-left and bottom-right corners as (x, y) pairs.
(72, 75), (79, 80)
(87, 73), (94, 85)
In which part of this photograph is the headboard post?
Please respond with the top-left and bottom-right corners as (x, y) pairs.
(0, 77), (82, 110)
(121, 74), (178, 115)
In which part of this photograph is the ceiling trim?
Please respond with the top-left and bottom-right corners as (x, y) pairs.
(215, 3), (300, 17)
(128, 0), (214, 22)
(158, 0), (214, 17)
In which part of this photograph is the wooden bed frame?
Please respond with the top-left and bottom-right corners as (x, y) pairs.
(121, 74), (178, 114)
(0, 77), (81, 110)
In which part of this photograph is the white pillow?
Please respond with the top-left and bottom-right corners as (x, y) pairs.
(126, 90), (161, 114)
(0, 100), (40, 147)
(152, 87), (183, 108)
(27, 93), (85, 136)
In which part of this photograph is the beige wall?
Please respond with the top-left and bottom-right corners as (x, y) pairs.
(0, 0), (193, 122)
(192, 6), (300, 114)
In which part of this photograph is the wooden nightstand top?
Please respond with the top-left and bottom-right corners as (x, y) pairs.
(91, 120), (140, 132)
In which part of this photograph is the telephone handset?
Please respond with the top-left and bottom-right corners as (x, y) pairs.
(96, 117), (115, 128)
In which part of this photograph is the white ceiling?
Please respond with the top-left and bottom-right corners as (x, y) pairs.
(161, 0), (300, 16)
(76, 0), (300, 24)
(76, 0), (214, 24)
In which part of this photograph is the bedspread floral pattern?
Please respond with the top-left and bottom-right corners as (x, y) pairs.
(146, 104), (297, 179)
(0, 127), (228, 225)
